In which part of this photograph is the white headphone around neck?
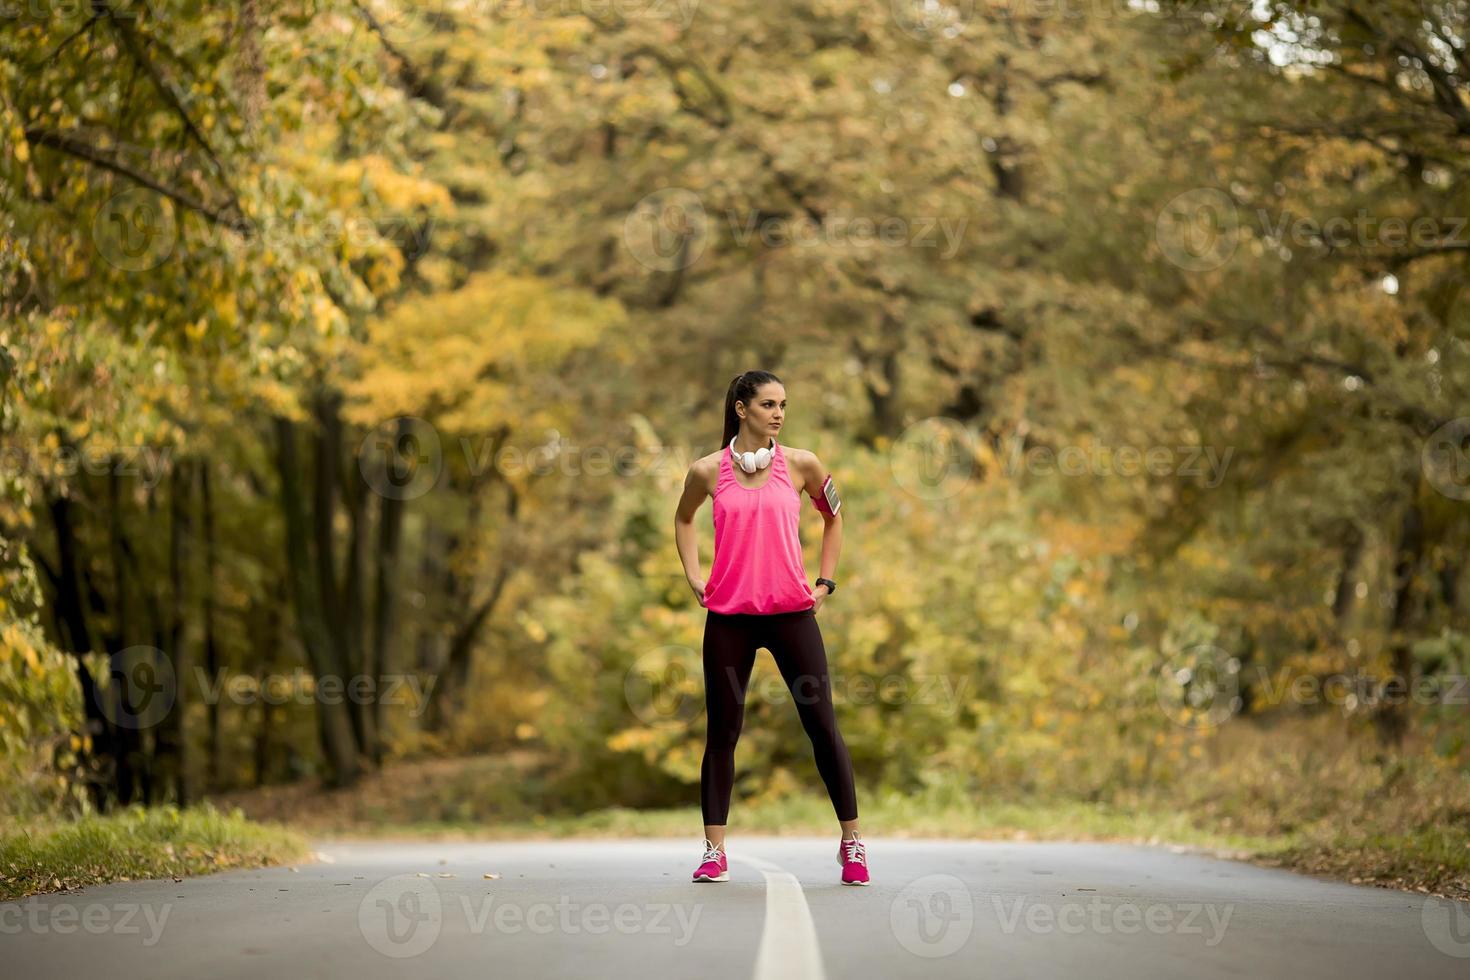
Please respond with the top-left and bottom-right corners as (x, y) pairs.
(729, 436), (775, 474)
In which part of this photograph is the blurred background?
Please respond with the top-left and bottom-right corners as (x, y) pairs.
(1, 0), (1468, 897)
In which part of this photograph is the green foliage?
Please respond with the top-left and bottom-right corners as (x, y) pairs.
(0, 612), (83, 820)
(0, 803), (308, 899)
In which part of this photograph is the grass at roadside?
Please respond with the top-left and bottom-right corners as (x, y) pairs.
(220, 752), (1265, 846)
(213, 738), (1470, 902)
(0, 804), (310, 900)
(1263, 826), (1470, 899)
(292, 792), (1470, 900)
(299, 789), (1284, 857)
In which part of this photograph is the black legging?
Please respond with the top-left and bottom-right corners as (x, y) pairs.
(701, 607), (858, 824)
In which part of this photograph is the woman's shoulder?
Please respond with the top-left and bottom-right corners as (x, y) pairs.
(780, 444), (821, 482)
(685, 448), (725, 493)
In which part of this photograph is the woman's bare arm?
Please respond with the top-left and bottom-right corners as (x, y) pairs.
(674, 455), (716, 605)
(794, 449), (844, 598)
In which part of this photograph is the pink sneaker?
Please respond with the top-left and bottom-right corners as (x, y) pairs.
(692, 838), (728, 882)
(837, 836), (870, 885)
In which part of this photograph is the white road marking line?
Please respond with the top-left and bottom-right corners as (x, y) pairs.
(736, 853), (827, 980)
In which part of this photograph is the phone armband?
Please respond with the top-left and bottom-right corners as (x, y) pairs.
(813, 474), (841, 517)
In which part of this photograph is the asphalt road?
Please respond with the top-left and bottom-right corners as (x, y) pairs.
(5, 837), (1470, 979)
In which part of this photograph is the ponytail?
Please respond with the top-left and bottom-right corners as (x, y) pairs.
(721, 370), (781, 448)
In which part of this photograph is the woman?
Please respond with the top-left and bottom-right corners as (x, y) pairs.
(673, 370), (869, 886)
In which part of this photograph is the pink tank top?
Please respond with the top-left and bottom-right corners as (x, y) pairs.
(702, 439), (815, 615)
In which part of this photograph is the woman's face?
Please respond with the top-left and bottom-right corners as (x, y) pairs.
(738, 382), (787, 438)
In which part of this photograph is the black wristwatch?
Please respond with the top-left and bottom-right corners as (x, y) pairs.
(815, 577), (837, 595)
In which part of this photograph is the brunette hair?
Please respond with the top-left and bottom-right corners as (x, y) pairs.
(721, 370), (782, 447)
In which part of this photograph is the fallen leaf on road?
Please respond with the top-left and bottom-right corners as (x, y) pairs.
(484, 873), (500, 879)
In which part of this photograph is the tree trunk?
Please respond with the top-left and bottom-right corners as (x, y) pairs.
(47, 488), (113, 810)
(106, 470), (146, 805)
(273, 415), (362, 786)
(198, 460), (222, 792)
(252, 580), (282, 788)
(312, 390), (379, 765)
(422, 565), (509, 732)
(369, 421), (408, 764)
(155, 457), (190, 805)
(325, 392), (376, 765)
(1330, 521), (1364, 632)
(855, 326), (903, 445)
(1374, 498), (1423, 746)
